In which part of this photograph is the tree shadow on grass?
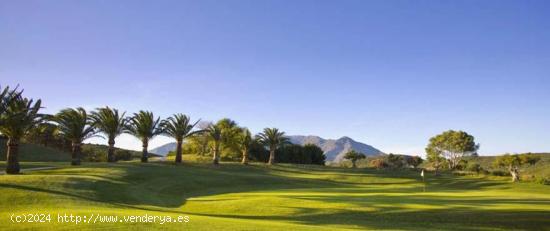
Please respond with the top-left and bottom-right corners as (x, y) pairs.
(1, 162), (543, 230)
(185, 194), (550, 230)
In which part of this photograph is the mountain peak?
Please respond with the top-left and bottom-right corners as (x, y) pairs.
(338, 136), (353, 141)
(288, 135), (384, 162)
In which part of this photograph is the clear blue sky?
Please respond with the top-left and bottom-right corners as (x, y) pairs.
(1, 0), (549, 156)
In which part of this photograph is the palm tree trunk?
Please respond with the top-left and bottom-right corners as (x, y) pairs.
(71, 142), (81, 166)
(268, 145), (275, 165)
(241, 148), (248, 165)
(175, 138), (183, 164)
(213, 141), (220, 165)
(6, 138), (20, 174)
(107, 138), (116, 162)
(141, 138), (148, 163)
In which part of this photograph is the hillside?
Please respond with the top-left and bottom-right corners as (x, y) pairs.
(471, 153), (550, 178)
(150, 142), (177, 156)
(0, 142), (70, 162)
(0, 139), (159, 162)
(289, 135), (384, 162)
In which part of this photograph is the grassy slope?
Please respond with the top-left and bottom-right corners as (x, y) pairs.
(0, 157), (549, 230)
(0, 143), (70, 162)
(0, 142), (160, 163)
(473, 153), (550, 178)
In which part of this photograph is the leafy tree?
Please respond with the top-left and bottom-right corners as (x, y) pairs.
(206, 123), (223, 165)
(127, 111), (163, 162)
(369, 158), (388, 169)
(160, 114), (201, 164)
(238, 128), (253, 165)
(426, 146), (446, 176)
(343, 150), (366, 168)
(91, 107), (128, 162)
(386, 153), (404, 168)
(0, 95), (43, 174)
(256, 128), (288, 165)
(466, 162), (482, 174)
(273, 144), (324, 165)
(303, 144), (325, 165)
(216, 118), (241, 158)
(248, 140), (269, 162)
(54, 108), (97, 165)
(187, 121), (212, 156)
(494, 154), (539, 182)
(407, 156), (423, 169)
(426, 130), (479, 170)
(276, 144), (304, 163)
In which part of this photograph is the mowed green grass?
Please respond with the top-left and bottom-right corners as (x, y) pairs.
(1, 158), (549, 231)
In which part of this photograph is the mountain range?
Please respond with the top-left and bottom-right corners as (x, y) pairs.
(288, 135), (384, 162)
(150, 135), (384, 162)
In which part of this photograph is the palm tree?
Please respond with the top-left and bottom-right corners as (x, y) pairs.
(0, 85), (21, 126)
(90, 107), (128, 162)
(127, 111), (162, 163)
(54, 108), (97, 165)
(0, 95), (42, 174)
(160, 114), (201, 164)
(207, 123), (223, 165)
(238, 128), (253, 165)
(27, 120), (58, 147)
(256, 128), (288, 165)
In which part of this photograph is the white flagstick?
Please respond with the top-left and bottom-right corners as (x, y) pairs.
(421, 169), (425, 192)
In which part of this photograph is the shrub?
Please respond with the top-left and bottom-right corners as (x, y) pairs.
(491, 170), (510, 176)
(114, 149), (133, 161)
(455, 159), (469, 170)
(81, 146), (106, 162)
(535, 177), (550, 185)
(369, 158), (388, 169)
(466, 162), (482, 174)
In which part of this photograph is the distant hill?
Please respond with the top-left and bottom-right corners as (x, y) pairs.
(150, 143), (177, 156)
(288, 135), (384, 162)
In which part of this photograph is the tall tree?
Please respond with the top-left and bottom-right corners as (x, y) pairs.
(160, 114), (201, 164)
(238, 128), (253, 165)
(407, 156), (423, 169)
(54, 108), (97, 165)
(216, 118), (241, 158)
(0, 95), (42, 174)
(90, 107), (128, 162)
(206, 123), (223, 165)
(426, 130), (479, 170)
(0, 85), (21, 119)
(343, 150), (366, 168)
(256, 128), (288, 165)
(426, 146), (445, 176)
(27, 122), (58, 147)
(127, 111), (163, 163)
